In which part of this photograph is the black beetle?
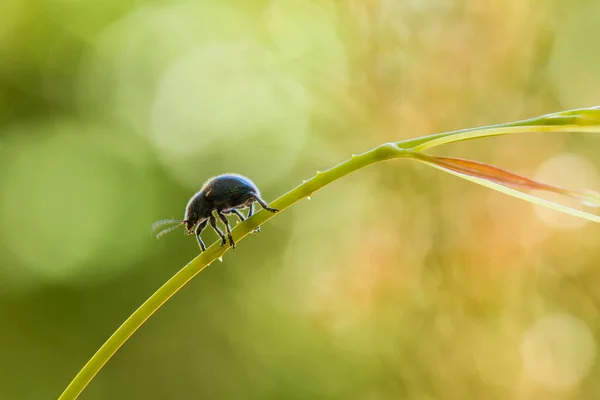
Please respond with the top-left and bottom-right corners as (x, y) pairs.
(152, 173), (278, 251)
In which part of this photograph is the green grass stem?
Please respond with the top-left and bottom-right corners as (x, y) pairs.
(58, 105), (600, 399)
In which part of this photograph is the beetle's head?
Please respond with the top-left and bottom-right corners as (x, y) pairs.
(151, 191), (212, 239)
(184, 192), (210, 231)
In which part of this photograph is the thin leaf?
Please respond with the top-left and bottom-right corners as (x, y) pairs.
(396, 105), (600, 151)
(412, 153), (600, 208)
(409, 152), (600, 224)
(411, 125), (600, 152)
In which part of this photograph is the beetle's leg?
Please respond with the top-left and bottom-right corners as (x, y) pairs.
(251, 195), (279, 213)
(223, 209), (245, 223)
(224, 207), (260, 233)
(194, 219), (208, 252)
(247, 203), (260, 233)
(217, 211), (235, 248)
(209, 214), (227, 246)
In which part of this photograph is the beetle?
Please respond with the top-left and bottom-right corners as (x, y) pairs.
(152, 173), (279, 251)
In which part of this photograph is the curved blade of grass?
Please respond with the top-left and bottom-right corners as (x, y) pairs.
(411, 125), (600, 152)
(56, 143), (412, 400)
(409, 152), (600, 223)
(396, 105), (600, 151)
(411, 153), (600, 208)
(58, 105), (600, 400)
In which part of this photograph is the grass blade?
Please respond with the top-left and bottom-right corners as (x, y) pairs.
(410, 152), (600, 223)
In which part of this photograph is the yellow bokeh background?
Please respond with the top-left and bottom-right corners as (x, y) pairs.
(1, 1), (600, 399)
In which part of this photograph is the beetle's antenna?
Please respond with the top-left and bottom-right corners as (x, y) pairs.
(151, 219), (185, 239)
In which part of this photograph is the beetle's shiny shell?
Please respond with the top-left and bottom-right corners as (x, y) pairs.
(184, 173), (261, 224)
(201, 173), (260, 205)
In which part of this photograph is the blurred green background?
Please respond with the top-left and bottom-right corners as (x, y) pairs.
(2, 0), (600, 399)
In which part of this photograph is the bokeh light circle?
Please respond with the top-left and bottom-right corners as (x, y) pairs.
(150, 41), (312, 188)
(521, 313), (596, 389)
(0, 120), (158, 290)
(79, 1), (319, 190)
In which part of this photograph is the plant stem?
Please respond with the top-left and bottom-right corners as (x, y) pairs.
(58, 105), (600, 400)
(58, 142), (411, 400)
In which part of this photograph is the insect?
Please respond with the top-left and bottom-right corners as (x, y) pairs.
(152, 173), (279, 252)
